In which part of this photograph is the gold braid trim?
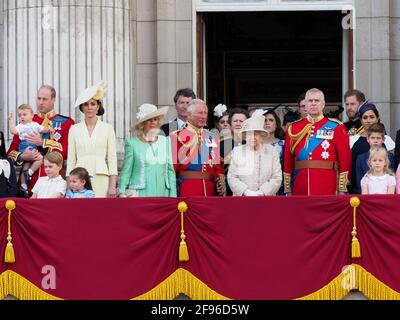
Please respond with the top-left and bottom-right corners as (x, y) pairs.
(338, 172), (349, 193)
(288, 124), (312, 154)
(0, 271), (61, 300)
(38, 111), (56, 120)
(176, 125), (204, 165)
(8, 151), (22, 164)
(1, 265), (400, 300)
(43, 139), (63, 152)
(356, 126), (365, 135)
(284, 173), (292, 194)
(298, 264), (400, 300)
(133, 268), (231, 300)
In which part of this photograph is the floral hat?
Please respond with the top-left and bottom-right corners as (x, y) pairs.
(135, 104), (169, 129)
(74, 81), (108, 108)
(213, 104), (228, 118)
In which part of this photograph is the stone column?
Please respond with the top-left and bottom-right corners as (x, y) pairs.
(355, 0), (392, 134)
(134, 0), (193, 121)
(390, 0), (400, 135)
(3, 0), (133, 149)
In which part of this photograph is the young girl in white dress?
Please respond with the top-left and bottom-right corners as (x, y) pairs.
(361, 147), (396, 195)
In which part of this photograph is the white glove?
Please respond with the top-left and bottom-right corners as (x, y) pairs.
(244, 190), (259, 197)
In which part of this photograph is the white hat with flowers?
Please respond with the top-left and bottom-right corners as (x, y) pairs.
(134, 104), (169, 129)
(74, 80), (108, 108)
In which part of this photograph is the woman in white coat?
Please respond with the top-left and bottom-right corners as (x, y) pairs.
(228, 115), (282, 196)
(67, 81), (118, 198)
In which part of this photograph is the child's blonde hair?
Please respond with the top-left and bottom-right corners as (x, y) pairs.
(18, 104), (34, 113)
(44, 152), (64, 167)
(367, 147), (393, 176)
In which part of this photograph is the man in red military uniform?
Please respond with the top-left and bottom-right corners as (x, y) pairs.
(7, 85), (75, 195)
(283, 88), (351, 196)
(170, 99), (224, 196)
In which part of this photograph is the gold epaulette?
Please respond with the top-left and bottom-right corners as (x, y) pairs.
(43, 139), (63, 152)
(8, 151), (21, 164)
(356, 126), (365, 135)
(328, 118), (344, 125)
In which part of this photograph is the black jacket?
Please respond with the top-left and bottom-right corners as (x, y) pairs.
(0, 158), (17, 198)
(160, 119), (179, 136)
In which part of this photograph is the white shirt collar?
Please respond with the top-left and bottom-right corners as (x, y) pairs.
(45, 175), (63, 182)
(0, 159), (11, 179)
(177, 118), (186, 130)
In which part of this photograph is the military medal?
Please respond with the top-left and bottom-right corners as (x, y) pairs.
(208, 151), (216, 167)
(54, 132), (62, 142)
(321, 151), (330, 160)
(54, 121), (62, 131)
(321, 140), (330, 160)
(321, 140), (331, 150)
(206, 136), (217, 148)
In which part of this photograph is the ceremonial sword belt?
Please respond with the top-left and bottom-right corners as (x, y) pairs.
(295, 160), (339, 171)
(177, 172), (215, 181)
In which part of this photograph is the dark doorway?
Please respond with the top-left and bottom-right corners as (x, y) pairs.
(205, 11), (344, 112)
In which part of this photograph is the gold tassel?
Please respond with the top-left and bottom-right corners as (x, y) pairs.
(5, 243), (15, 264)
(5, 200), (16, 263)
(350, 197), (361, 258)
(179, 241), (189, 262)
(178, 202), (189, 262)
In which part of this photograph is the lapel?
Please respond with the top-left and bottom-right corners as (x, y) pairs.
(81, 119), (102, 148)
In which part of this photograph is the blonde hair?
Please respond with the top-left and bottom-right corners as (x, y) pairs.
(367, 147), (393, 176)
(133, 116), (162, 135)
(44, 152), (64, 167)
(18, 104), (34, 113)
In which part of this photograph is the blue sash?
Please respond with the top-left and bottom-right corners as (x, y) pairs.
(297, 121), (339, 161)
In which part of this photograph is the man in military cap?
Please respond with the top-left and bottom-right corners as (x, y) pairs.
(283, 88), (351, 195)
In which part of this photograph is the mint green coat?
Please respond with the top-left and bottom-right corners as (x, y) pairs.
(118, 135), (177, 197)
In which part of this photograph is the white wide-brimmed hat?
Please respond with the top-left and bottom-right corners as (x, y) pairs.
(74, 81), (108, 108)
(239, 115), (268, 135)
(134, 104), (169, 128)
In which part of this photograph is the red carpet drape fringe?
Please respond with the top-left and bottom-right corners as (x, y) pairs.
(0, 196), (400, 300)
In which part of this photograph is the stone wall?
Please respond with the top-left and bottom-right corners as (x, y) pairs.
(134, 0), (193, 121)
(355, 0), (399, 135)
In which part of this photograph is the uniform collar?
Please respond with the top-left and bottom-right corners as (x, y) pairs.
(177, 118), (186, 130)
(307, 114), (325, 124)
(38, 110), (56, 119)
(186, 122), (203, 135)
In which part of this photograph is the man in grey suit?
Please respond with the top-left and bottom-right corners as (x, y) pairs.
(161, 88), (196, 136)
